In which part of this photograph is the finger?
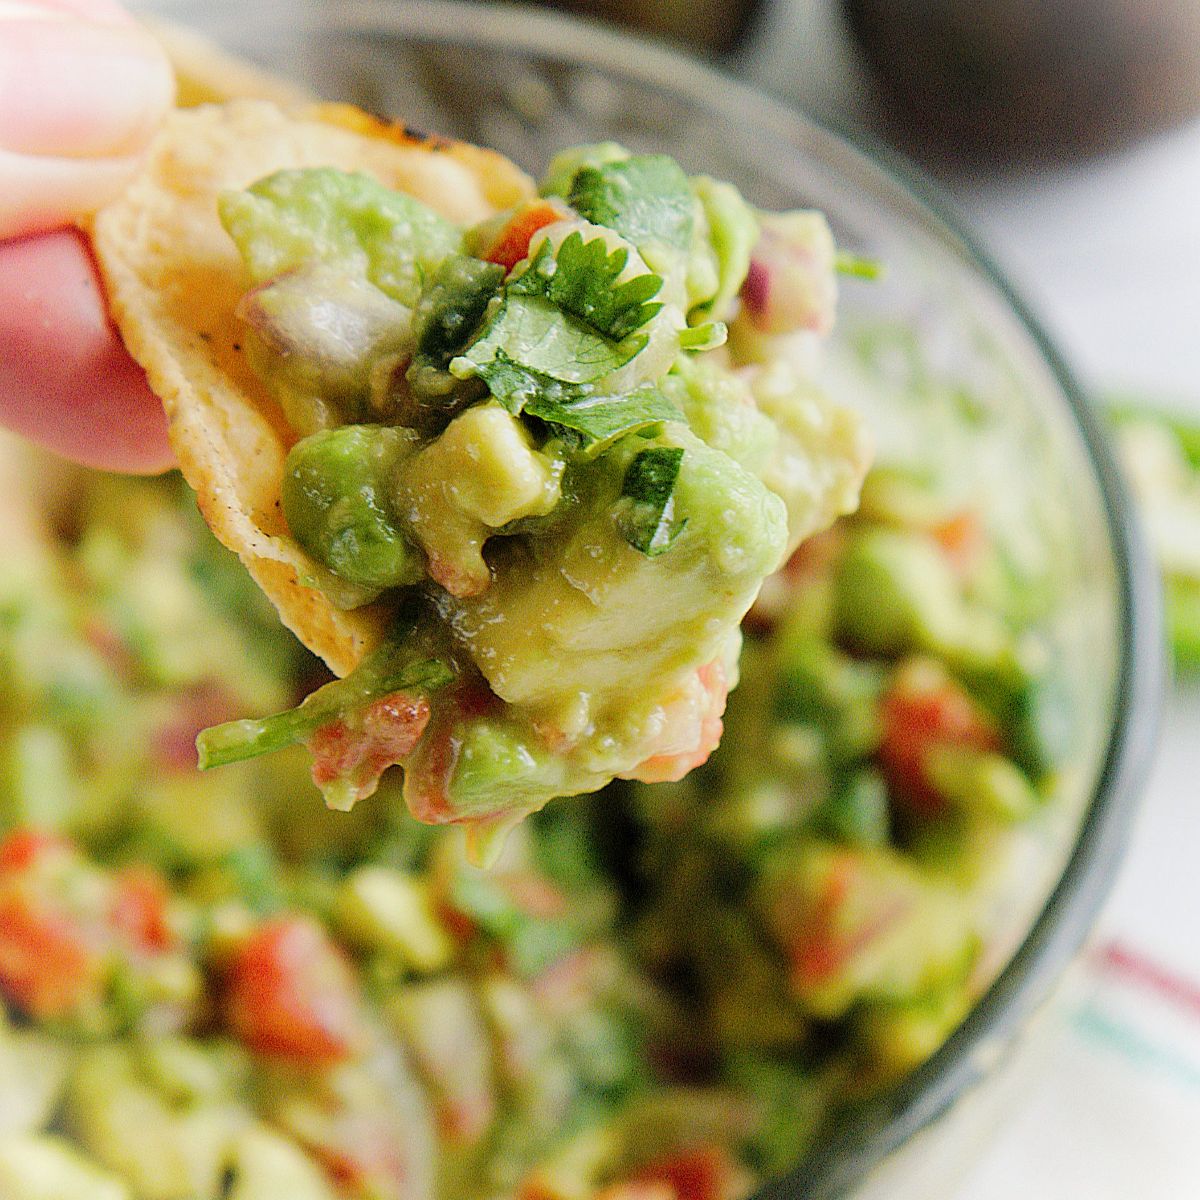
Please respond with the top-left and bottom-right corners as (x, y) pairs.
(0, 228), (173, 474)
(0, 20), (172, 157)
(0, 3), (173, 238)
(0, 151), (147, 241)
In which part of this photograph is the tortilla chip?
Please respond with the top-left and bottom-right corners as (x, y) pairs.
(87, 100), (535, 676)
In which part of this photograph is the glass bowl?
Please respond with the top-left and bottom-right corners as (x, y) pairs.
(137, 2), (1164, 1194)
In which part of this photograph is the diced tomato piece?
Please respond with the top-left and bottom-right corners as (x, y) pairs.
(879, 666), (999, 816)
(596, 1185), (676, 1200)
(0, 832), (104, 1019)
(110, 867), (174, 953)
(782, 851), (911, 992)
(309, 691), (431, 808)
(225, 916), (365, 1065)
(930, 510), (985, 577)
(483, 200), (565, 271)
(0, 829), (71, 873)
(631, 1144), (739, 1200)
(402, 683), (503, 825)
(626, 659), (729, 785)
(0, 890), (103, 1019)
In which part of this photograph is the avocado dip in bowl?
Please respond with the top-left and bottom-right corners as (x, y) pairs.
(0, 4), (1161, 1199)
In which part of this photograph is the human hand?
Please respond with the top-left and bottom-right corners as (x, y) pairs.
(0, 0), (175, 473)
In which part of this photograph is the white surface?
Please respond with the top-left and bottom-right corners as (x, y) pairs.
(956, 118), (1200, 403)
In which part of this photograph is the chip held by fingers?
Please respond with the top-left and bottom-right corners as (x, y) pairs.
(87, 99), (870, 861)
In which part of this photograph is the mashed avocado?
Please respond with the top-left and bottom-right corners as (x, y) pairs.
(194, 146), (868, 857)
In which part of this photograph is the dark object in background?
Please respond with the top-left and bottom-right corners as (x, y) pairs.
(500, 0), (763, 55)
(843, 0), (1200, 167)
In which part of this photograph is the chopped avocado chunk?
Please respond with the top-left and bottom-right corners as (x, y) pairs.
(689, 175), (759, 318)
(282, 425), (423, 590)
(68, 1042), (247, 1200)
(219, 167), (461, 305)
(398, 404), (563, 596)
(334, 866), (454, 972)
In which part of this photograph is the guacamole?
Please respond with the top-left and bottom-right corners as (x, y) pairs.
(189, 142), (867, 858)
(0, 381), (1067, 1198)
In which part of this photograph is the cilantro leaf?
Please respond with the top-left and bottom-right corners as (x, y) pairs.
(456, 293), (646, 391)
(464, 351), (678, 453)
(527, 384), (680, 456)
(452, 231), (667, 409)
(464, 349), (589, 415)
(511, 233), (663, 340)
(616, 447), (687, 557)
(569, 155), (695, 251)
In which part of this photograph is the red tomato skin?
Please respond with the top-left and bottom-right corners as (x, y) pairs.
(225, 916), (364, 1066)
(0, 831), (102, 1020)
(0, 829), (71, 873)
(631, 1144), (736, 1200)
(483, 201), (564, 271)
(110, 867), (175, 954)
(309, 691), (431, 809)
(879, 674), (999, 816)
(0, 891), (101, 1019)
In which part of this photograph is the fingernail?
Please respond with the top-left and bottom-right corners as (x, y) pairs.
(0, 17), (173, 158)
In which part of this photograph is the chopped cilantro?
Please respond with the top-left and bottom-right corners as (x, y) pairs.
(196, 612), (454, 769)
(457, 293), (645, 391)
(465, 351), (678, 454)
(569, 155), (695, 251)
(411, 255), (505, 363)
(616, 446), (687, 557)
(451, 232), (667, 413)
(834, 251), (885, 281)
(510, 234), (664, 341)
(526, 383), (679, 456)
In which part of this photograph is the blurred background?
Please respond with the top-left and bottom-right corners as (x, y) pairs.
(508, 0), (1200, 1194)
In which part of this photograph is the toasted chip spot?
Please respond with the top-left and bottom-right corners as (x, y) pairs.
(86, 100), (535, 675)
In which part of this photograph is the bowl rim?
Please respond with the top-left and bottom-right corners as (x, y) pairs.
(155, 1), (1167, 1192)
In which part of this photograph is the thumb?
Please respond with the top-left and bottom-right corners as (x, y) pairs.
(0, 0), (174, 239)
